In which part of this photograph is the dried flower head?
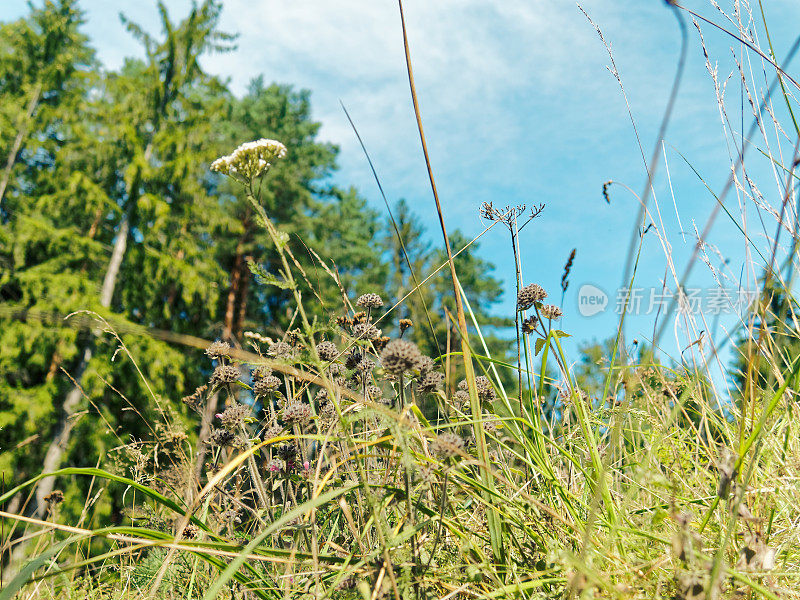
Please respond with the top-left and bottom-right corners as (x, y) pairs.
(209, 428), (237, 448)
(205, 340), (231, 360)
(344, 350), (362, 370)
(266, 458), (284, 474)
(211, 138), (287, 180)
(263, 422), (284, 441)
(268, 341), (292, 359)
(475, 376), (496, 401)
(253, 375), (281, 397)
(251, 365), (272, 380)
(44, 490), (64, 505)
(182, 523), (200, 539)
(356, 293), (384, 309)
(419, 371), (444, 392)
(399, 318), (413, 334)
(282, 401), (312, 425)
(431, 432), (465, 459)
(356, 358), (375, 372)
(217, 403), (251, 430)
(373, 336), (391, 352)
(454, 389), (470, 406)
(380, 339), (424, 375)
(352, 311), (368, 324)
(517, 283), (547, 311)
(316, 341), (339, 362)
(540, 304), (563, 320)
(210, 364), (240, 387)
(182, 385), (207, 412)
(353, 322), (380, 341)
(457, 379), (469, 391)
(416, 355), (435, 374)
(521, 315), (539, 334)
(366, 385), (383, 401)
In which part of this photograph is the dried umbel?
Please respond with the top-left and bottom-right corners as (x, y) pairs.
(356, 293), (384, 309)
(419, 371), (444, 392)
(251, 365), (272, 380)
(380, 339), (424, 375)
(316, 341), (339, 362)
(43, 490), (64, 506)
(210, 365), (240, 387)
(517, 283), (547, 311)
(205, 340), (231, 360)
(253, 374), (281, 397)
(366, 385), (383, 401)
(217, 403), (251, 430)
(431, 432), (465, 459)
(540, 304), (563, 320)
(282, 401), (312, 425)
(210, 138), (287, 180)
(399, 318), (413, 334)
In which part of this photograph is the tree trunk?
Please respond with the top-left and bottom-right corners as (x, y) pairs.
(0, 83), (41, 209)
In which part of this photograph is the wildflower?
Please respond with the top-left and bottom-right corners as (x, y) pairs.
(356, 293), (384, 309)
(399, 318), (413, 334)
(263, 422), (284, 441)
(210, 138), (287, 180)
(356, 358), (375, 372)
(353, 322), (380, 341)
(416, 355), (435, 374)
(216, 403), (251, 430)
(316, 341), (339, 361)
(182, 385), (207, 412)
(282, 401), (312, 425)
(517, 283), (547, 311)
(253, 374), (281, 397)
(43, 490), (64, 506)
(475, 376), (496, 401)
(380, 339), (424, 375)
(521, 315), (538, 334)
(268, 341), (292, 358)
(540, 304), (563, 320)
(431, 432), (465, 459)
(210, 364), (240, 387)
(419, 371), (444, 392)
(208, 428), (236, 448)
(205, 340), (231, 360)
(251, 365), (272, 380)
(266, 458), (284, 474)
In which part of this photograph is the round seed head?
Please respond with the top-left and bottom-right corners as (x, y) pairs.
(206, 340), (231, 360)
(217, 403), (251, 430)
(356, 358), (375, 372)
(210, 364), (240, 387)
(419, 371), (444, 392)
(356, 293), (384, 309)
(263, 422), (284, 441)
(353, 322), (380, 341)
(517, 283), (547, 311)
(454, 390), (470, 405)
(457, 379), (469, 391)
(251, 365), (273, 380)
(475, 376), (496, 401)
(253, 375), (281, 397)
(316, 341), (339, 361)
(431, 432), (465, 459)
(209, 428), (236, 447)
(521, 315), (539, 334)
(282, 401), (312, 425)
(380, 339), (424, 375)
(268, 341), (292, 358)
(416, 355), (435, 374)
(366, 385), (383, 401)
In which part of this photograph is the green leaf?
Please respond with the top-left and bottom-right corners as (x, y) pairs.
(534, 338), (546, 356)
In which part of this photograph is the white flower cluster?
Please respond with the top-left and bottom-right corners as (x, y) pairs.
(210, 138), (287, 179)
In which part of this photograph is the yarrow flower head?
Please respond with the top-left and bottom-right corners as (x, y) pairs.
(517, 283), (547, 311)
(211, 138), (287, 180)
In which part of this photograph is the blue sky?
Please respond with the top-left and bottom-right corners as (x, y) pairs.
(5, 0), (800, 390)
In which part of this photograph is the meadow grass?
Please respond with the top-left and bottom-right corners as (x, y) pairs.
(3, 2), (800, 599)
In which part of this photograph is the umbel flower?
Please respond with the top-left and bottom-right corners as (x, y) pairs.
(211, 138), (287, 180)
(356, 293), (384, 309)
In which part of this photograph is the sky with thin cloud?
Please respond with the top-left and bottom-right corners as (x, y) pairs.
(5, 0), (800, 391)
